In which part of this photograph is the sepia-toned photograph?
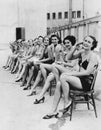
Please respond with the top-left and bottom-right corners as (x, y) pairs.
(0, 0), (101, 130)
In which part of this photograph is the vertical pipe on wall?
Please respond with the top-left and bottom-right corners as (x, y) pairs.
(69, 0), (72, 24)
(83, 24), (86, 38)
(83, 0), (85, 19)
(17, 0), (20, 26)
(59, 30), (61, 39)
(63, 29), (65, 39)
(69, 0), (72, 35)
(86, 23), (89, 35)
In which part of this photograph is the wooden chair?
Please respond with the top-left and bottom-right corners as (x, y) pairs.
(69, 65), (98, 121)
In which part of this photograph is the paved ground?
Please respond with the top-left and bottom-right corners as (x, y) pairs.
(0, 46), (101, 130)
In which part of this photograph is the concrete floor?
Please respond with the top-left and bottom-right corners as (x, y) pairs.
(0, 47), (101, 130)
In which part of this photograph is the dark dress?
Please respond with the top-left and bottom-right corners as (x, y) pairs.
(41, 51), (54, 64)
(79, 59), (94, 91)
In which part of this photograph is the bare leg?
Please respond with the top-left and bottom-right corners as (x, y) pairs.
(16, 63), (27, 80)
(50, 81), (62, 113)
(27, 70), (42, 96)
(23, 66), (34, 88)
(21, 64), (31, 87)
(3, 56), (10, 68)
(12, 59), (19, 73)
(40, 64), (52, 81)
(52, 65), (60, 82)
(52, 64), (71, 82)
(15, 62), (23, 78)
(35, 73), (55, 99)
(10, 57), (17, 72)
(31, 70), (41, 91)
(60, 73), (82, 108)
(43, 81), (62, 118)
(6, 57), (13, 70)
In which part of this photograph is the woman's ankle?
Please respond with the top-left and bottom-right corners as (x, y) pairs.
(64, 99), (72, 108)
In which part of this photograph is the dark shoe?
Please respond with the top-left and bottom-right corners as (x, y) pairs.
(33, 97), (45, 104)
(3, 66), (7, 69)
(27, 91), (36, 96)
(59, 101), (72, 114)
(20, 82), (26, 87)
(11, 70), (16, 74)
(5, 67), (10, 71)
(15, 78), (22, 82)
(23, 85), (31, 90)
(43, 113), (59, 119)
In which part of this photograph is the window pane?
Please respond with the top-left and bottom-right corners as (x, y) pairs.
(52, 12), (56, 19)
(64, 12), (68, 19)
(47, 13), (50, 20)
(72, 11), (76, 18)
(58, 12), (62, 19)
(77, 11), (81, 18)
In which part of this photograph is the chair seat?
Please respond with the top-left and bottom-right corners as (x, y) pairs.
(70, 89), (94, 95)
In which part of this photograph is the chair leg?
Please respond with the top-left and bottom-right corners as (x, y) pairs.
(70, 100), (73, 121)
(49, 86), (52, 96)
(91, 93), (97, 118)
(87, 102), (90, 110)
(84, 95), (90, 110)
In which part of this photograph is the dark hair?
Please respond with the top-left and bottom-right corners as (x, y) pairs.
(88, 35), (98, 50)
(43, 36), (51, 45)
(38, 35), (44, 42)
(50, 34), (61, 44)
(63, 35), (76, 46)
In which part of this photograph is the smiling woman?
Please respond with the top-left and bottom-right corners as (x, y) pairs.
(82, 36), (97, 50)
(42, 35), (98, 119)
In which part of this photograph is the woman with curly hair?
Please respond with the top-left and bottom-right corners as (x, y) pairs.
(43, 35), (98, 119)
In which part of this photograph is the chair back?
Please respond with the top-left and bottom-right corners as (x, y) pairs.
(90, 64), (98, 91)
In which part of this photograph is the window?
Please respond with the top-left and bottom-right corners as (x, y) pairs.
(52, 12), (56, 19)
(72, 11), (76, 18)
(58, 12), (62, 19)
(64, 12), (68, 19)
(77, 11), (81, 18)
(47, 13), (50, 20)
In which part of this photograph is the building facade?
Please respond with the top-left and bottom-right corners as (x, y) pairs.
(47, 0), (83, 29)
(0, 0), (47, 45)
(47, 0), (101, 30)
(46, 0), (101, 48)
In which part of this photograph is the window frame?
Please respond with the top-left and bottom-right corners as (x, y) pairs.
(52, 12), (56, 20)
(72, 11), (76, 19)
(64, 11), (68, 19)
(77, 11), (81, 18)
(47, 13), (50, 20)
(58, 12), (62, 19)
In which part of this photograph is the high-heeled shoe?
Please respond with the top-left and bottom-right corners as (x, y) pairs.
(59, 101), (72, 114)
(23, 85), (31, 90)
(20, 82), (26, 87)
(27, 91), (36, 96)
(15, 78), (22, 82)
(33, 97), (45, 104)
(43, 113), (59, 119)
(3, 66), (7, 69)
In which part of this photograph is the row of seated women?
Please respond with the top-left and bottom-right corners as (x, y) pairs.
(3, 34), (98, 119)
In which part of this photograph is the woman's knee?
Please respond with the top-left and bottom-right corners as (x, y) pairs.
(24, 63), (29, 69)
(60, 74), (66, 81)
(40, 64), (44, 69)
(40, 64), (46, 74)
(38, 70), (41, 75)
(47, 73), (54, 82)
(31, 66), (34, 70)
(57, 81), (61, 88)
